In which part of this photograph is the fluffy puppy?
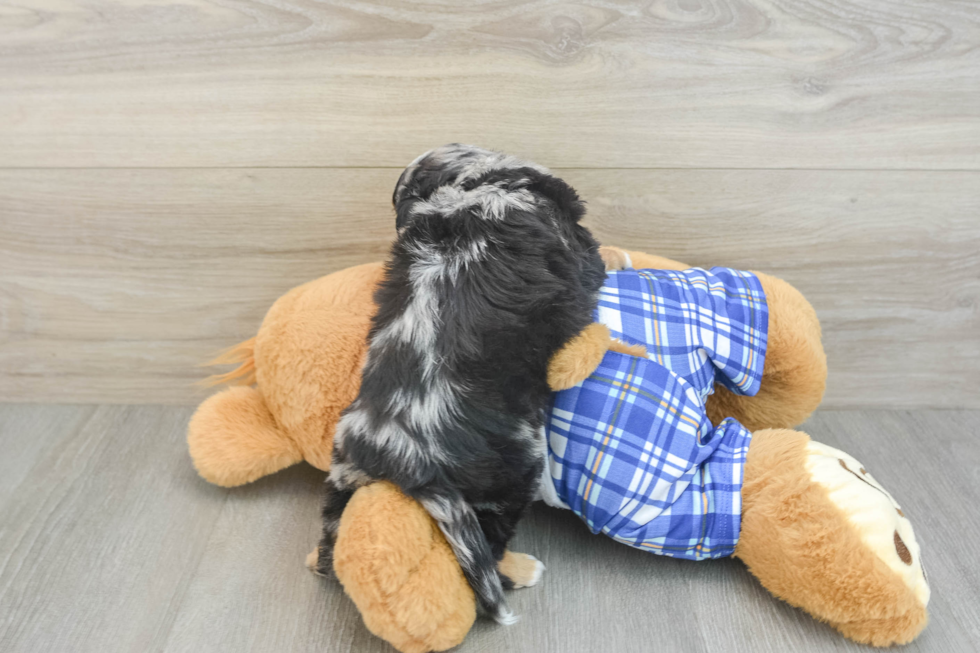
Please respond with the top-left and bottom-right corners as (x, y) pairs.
(314, 144), (606, 624)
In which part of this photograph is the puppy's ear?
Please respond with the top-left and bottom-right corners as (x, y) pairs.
(393, 144), (472, 229)
(523, 170), (586, 224)
(393, 157), (446, 230)
(392, 164), (420, 230)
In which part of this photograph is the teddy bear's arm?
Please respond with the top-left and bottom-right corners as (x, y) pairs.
(547, 246), (680, 392)
(547, 323), (613, 391)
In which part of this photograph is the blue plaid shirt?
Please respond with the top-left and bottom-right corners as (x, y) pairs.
(542, 268), (768, 560)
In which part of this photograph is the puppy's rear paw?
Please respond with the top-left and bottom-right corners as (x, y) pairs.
(599, 246), (632, 272)
(498, 551), (545, 589)
(306, 547), (328, 576)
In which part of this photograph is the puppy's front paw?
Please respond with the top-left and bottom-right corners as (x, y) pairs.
(498, 551), (545, 589)
(599, 246), (632, 272)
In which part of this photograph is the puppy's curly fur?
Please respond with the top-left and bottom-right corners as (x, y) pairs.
(316, 144), (605, 623)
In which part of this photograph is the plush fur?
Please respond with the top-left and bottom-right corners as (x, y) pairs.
(188, 262), (383, 486)
(546, 322), (612, 391)
(186, 251), (928, 652)
(185, 252), (702, 488)
(327, 339), (925, 652)
(316, 145), (607, 623)
(187, 384), (300, 487)
(599, 250), (828, 431)
(705, 272), (827, 432)
(545, 322), (650, 391)
(737, 430), (927, 645)
(329, 481), (476, 653)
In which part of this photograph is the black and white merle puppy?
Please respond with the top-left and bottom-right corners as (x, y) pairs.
(314, 144), (606, 623)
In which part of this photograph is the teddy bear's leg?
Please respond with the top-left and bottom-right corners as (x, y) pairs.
(327, 481), (546, 653)
(705, 272), (827, 432)
(331, 481), (476, 653)
(602, 250), (827, 430)
(318, 532), (542, 588)
(735, 429), (929, 646)
(187, 386), (302, 487)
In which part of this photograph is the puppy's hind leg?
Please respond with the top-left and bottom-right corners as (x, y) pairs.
(310, 462), (363, 577)
(477, 501), (545, 590)
(310, 478), (354, 576)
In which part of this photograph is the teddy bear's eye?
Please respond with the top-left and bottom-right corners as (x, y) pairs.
(894, 531), (912, 565)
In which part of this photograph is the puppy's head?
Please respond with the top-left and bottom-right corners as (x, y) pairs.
(392, 144), (553, 229)
(393, 144), (603, 291)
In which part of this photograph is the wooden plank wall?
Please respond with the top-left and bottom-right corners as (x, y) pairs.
(1, 0), (978, 407)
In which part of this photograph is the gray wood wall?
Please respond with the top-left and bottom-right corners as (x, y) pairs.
(1, 0), (978, 408)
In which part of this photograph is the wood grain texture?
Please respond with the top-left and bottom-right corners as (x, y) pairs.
(0, 404), (95, 504)
(0, 405), (228, 653)
(571, 168), (980, 409)
(158, 462), (364, 653)
(0, 405), (977, 652)
(1, 0), (978, 168)
(2, 168), (977, 407)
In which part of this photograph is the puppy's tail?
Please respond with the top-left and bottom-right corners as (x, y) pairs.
(416, 488), (516, 625)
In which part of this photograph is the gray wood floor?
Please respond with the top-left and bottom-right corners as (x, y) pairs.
(0, 405), (977, 653)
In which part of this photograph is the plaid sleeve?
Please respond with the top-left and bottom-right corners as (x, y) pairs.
(596, 267), (769, 398)
(546, 350), (752, 560)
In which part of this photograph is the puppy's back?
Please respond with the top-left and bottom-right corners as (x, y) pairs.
(344, 145), (605, 622)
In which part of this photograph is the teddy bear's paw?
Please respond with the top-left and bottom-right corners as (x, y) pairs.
(498, 551), (545, 589)
(805, 441), (930, 610)
(608, 339), (648, 358)
(599, 246), (632, 272)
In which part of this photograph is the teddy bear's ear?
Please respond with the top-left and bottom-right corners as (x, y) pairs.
(547, 323), (614, 391)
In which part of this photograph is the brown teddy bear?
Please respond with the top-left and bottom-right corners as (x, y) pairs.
(188, 249), (928, 653)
